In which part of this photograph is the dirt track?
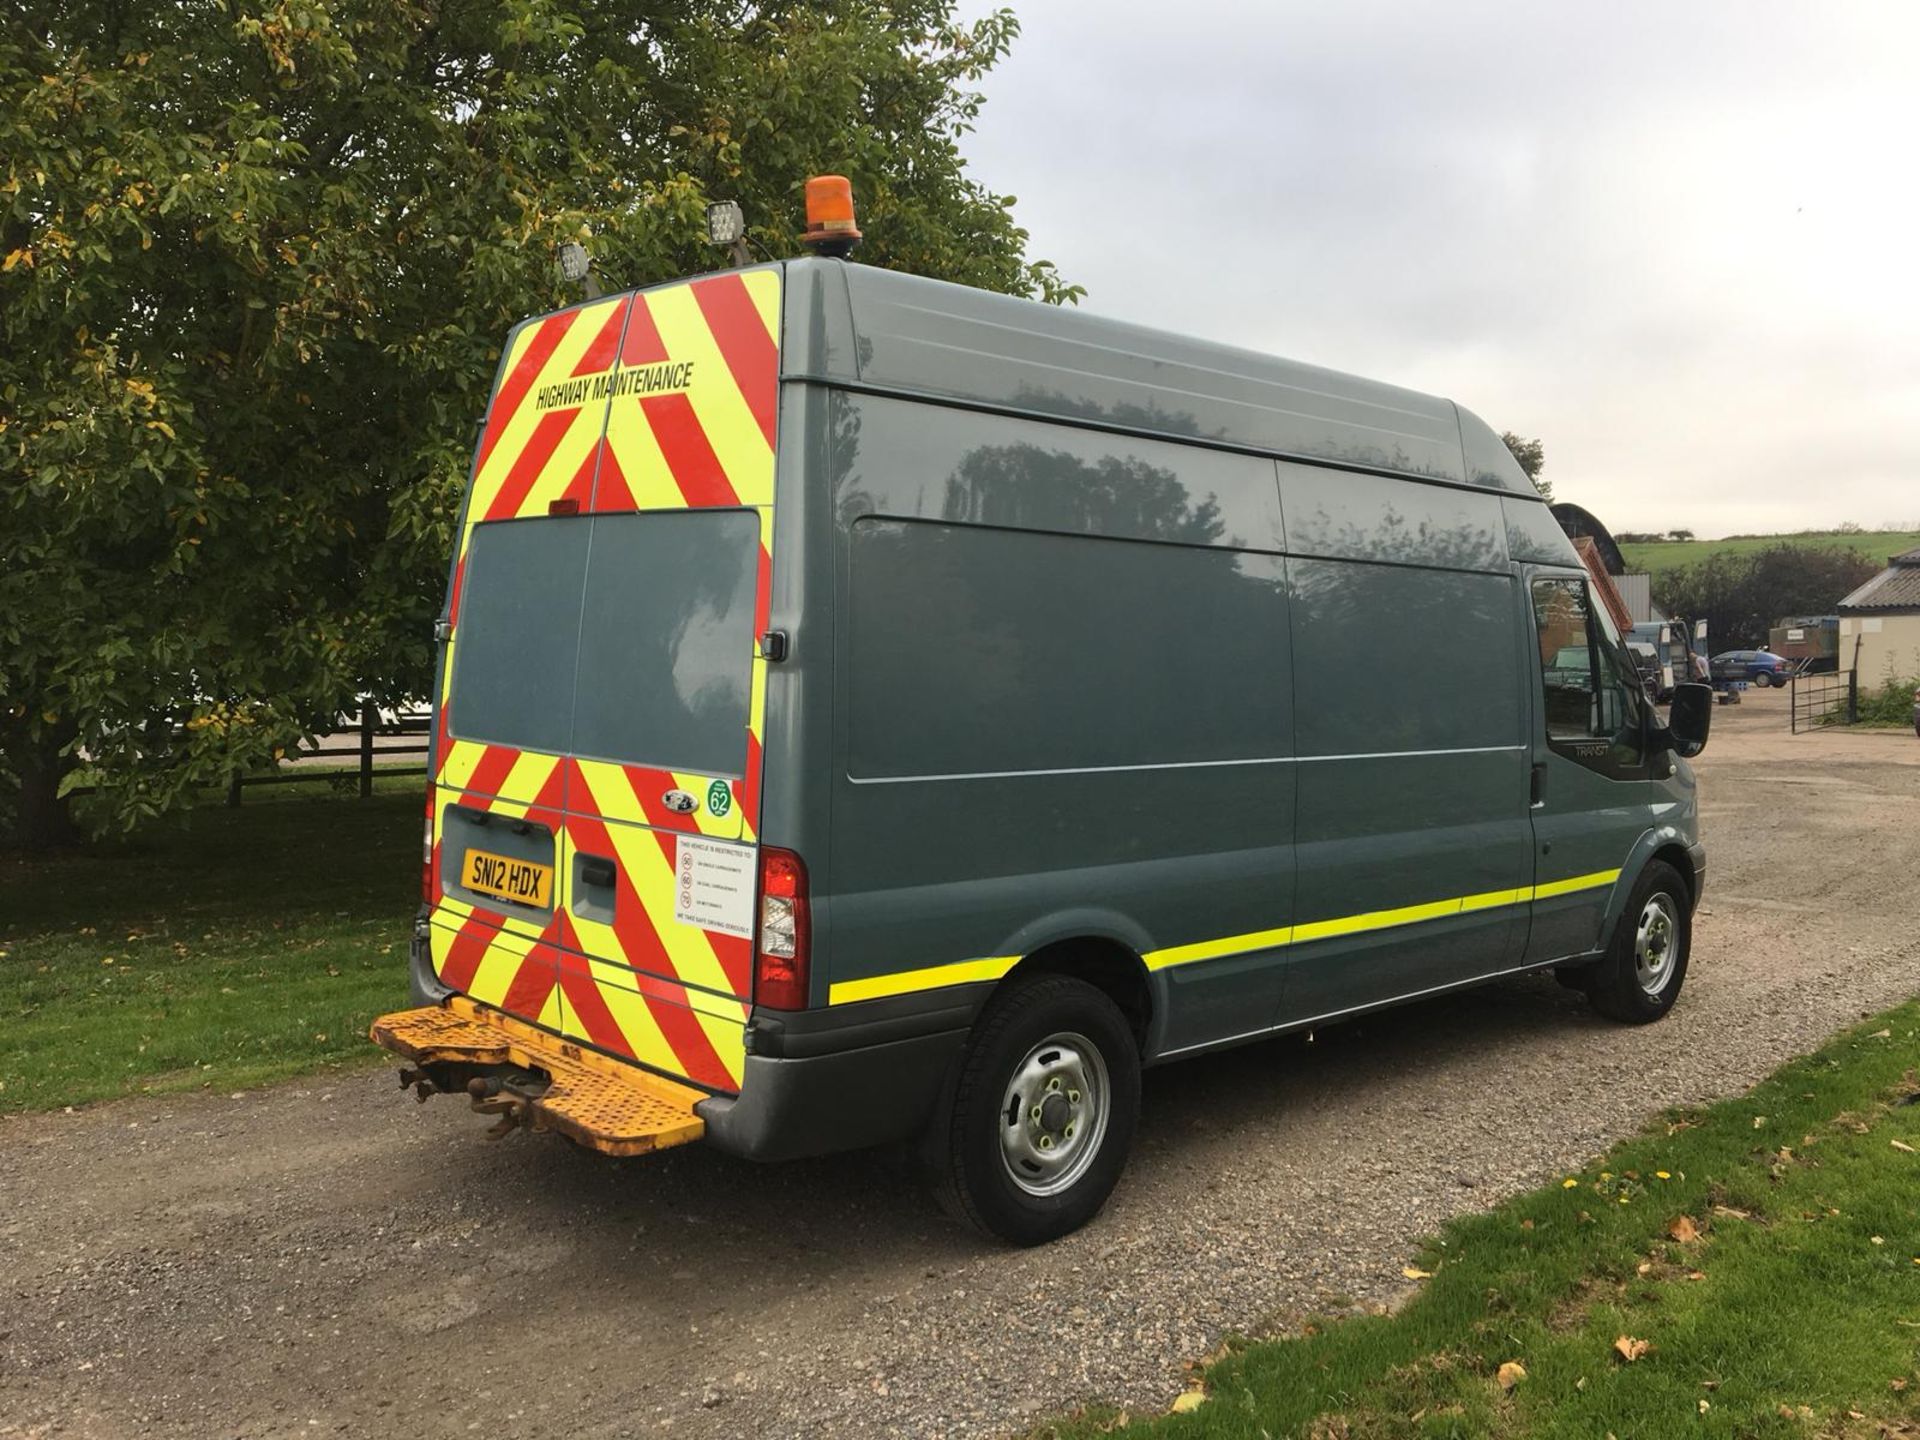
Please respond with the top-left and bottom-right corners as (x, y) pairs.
(4, 688), (1918, 1439)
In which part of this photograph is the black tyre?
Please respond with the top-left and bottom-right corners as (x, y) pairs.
(1753, 671), (1773, 688)
(1586, 861), (1691, 1024)
(929, 974), (1140, 1246)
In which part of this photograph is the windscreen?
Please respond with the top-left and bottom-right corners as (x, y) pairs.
(450, 510), (759, 775)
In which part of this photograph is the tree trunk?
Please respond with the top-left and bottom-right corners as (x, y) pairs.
(9, 722), (79, 851)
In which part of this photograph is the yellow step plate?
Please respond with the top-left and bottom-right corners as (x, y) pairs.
(370, 996), (706, 1157)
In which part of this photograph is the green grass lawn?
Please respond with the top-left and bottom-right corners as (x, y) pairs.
(1040, 1002), (1920, 1439)
(1619, 530), (1920, 578)
(0, 777), (421, 1113)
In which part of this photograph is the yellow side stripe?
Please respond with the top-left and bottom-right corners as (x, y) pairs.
(825, 869), (1622, 1006)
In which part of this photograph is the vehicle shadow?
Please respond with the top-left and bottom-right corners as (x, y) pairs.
(415, 968), (1601, 1300)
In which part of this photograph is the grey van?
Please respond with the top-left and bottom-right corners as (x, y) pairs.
(373, 255), (1712, 1245)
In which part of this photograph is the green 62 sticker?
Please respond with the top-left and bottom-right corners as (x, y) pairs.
(706, 780), (732, 817)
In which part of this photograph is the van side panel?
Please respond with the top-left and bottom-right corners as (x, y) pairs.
(823, 393), (1297, 1054)
(1275, 462), (1533, 1023)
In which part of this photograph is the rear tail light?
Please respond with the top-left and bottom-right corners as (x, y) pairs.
(754, 847), (811, 1010)
(421, 782), (438, 903)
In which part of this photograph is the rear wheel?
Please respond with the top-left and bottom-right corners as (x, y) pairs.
(929, 974), (1140, 1245)
(1586, 861), (1691, 1023)
(1753, 671), (1773, 688)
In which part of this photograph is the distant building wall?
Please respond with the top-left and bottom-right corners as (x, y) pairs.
(1616, 573), (1653, 624)
(1839, 613), (1920, 682)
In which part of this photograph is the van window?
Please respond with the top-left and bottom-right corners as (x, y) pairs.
(451, 517), (591, 757)
(572, 509), (759, 777)
(846, 518), (1290, 778)
(450, 511), (759, 776)
(1531, 578), (1644, 765)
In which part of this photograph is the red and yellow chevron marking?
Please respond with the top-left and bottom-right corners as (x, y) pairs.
(425, 269), (781, 1098)
(559, 269), (778, 1083)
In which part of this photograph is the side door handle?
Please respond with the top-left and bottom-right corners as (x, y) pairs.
(1530, 762), (1548, 807)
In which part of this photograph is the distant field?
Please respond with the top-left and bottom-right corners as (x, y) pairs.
(1619, 530), (1920, 577)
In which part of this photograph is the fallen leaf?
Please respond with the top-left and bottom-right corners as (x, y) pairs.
(1711, 1204), (1751, 1221)
(1753, 1115), (1767, 1129)
(1497, 1361), (1527, 1390)
(1892, 1140), (1916, 1154)
(1402, 1266), (1433, 1281)
(1655, 1170), (1672, 1180)
(1698, 1399), (1711, 1414)
(1637, 1261), (1653, 1276)
(1563, 1178), (1579, 1189)
(1613, 1335), (1651, 1363)
(1669, 1215), (1701, 1243)
(1687, 1271), (1707, 1282)
(1871, 1028), (1893, 1038)
(1576, 1376), (1588, 1392)
(1893, 1378), (1909, 1393)
(1169, 1388), (1207, 1414)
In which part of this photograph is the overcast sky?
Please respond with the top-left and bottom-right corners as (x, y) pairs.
(956, 1), (1919, 538)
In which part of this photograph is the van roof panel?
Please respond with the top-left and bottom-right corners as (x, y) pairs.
(780, 257), (1539, 496)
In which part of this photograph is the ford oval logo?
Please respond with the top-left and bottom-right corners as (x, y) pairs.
(662, 789), (698, 814)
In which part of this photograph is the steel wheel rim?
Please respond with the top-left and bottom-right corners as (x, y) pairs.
(1634, 893), (1680, 997)
(999, 1032), (1109, 1197)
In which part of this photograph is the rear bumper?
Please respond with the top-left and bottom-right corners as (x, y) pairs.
(697, 1029), (968, 1163)
(694, 983), (989, 1162)
(405, 917), (981, 1163)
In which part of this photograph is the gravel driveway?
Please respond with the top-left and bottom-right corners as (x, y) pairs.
(5, 688), (1918, 1439)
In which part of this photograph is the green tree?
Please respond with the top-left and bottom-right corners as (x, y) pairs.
(1500, 430), (1551, 502)
(1655, 544), (1881, 651)
(1, 0), (1075, 848)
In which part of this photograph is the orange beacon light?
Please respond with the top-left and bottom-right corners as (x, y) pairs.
(801, 175), (862, 257)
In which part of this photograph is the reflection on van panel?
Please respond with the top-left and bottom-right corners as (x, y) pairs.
(377, 255), (1709, 1245)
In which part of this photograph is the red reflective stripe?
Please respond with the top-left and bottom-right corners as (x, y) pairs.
(571, 298), (630, 377)
(501, 951), (558, 1021)
(474, 310), (578, 477)
(462, 745), (518, 804)
(640, 392), (738, 509)
(691, 274), (778, 449)
(560, 437), (602, 509)
(592, 440), (636, 513)
(620, 297), (669, 366)
(437, 909), (505, 992)
(483, 408), (578, 521)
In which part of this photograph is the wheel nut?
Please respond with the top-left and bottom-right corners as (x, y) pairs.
(1030, 1105), (1042, 1123)
(1039, 1135), (1054, 1150)
(1067, 1089), (1080, 1104)
(1064, 1123), (1076, 1138)
(1047, 1077), (1061, 1092)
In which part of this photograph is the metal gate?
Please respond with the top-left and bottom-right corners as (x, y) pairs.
(1790, 669), (1858, 733)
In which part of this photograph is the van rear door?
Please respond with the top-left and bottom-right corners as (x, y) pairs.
(554, 271), (781, 1096)
(427, 292), (631, 1033)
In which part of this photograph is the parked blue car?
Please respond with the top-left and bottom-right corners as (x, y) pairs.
(1709, 649), (1794, 687)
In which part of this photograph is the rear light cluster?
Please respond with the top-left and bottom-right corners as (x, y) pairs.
(754, 847), (811, 1010)
(420, 781), (437, 903)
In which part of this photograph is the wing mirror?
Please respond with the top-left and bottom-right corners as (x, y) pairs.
(1664, 683), (1713, 759)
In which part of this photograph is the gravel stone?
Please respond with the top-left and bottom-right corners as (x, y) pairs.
(2, 689), (1917, 1438)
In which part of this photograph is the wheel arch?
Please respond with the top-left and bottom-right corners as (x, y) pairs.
(995, 935), (1155, 1054)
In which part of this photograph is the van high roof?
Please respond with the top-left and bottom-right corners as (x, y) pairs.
(779, 257), (1537, 497)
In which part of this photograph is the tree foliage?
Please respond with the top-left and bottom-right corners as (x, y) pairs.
(1499, 430), (1551, 502)
(0, 0), (1074, 846)
(1654, 544), (1882, 652)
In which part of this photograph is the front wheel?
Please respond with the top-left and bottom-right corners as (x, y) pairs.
(1586, 861), (1691, 1023)
(928, 974), (1141, 1245)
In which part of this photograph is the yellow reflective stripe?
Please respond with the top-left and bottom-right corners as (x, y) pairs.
(828, 954), (1022, 1006)
(1144, 924), (1294, 971)
(1530, 867), (1622, 900)
(825, 868), (1625, 1005)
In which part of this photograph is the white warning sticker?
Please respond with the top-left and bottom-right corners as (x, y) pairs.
(673, 835), (755, 939)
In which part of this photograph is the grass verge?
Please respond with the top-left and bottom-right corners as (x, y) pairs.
(0, 786), (419, 1113)
(1040, 1001), (1920, 1439)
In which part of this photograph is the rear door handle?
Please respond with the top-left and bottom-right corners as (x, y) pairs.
(579, 854), (616, 889)
(1530, 762), (1548, 807)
